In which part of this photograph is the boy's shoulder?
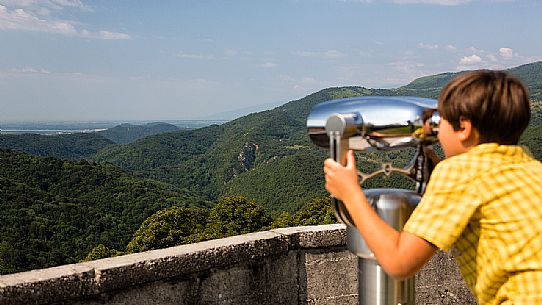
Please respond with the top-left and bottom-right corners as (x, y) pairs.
(440, 143), (533, 166)
(431, 143), (541, 188)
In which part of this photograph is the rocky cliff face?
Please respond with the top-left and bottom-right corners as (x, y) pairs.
(232, 142), (258, 177)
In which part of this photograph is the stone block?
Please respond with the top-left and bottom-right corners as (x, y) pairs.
(73, 279), (193, 305)
(300, 249), (358, 305)
(416, 250), (477, 305)
(198, 251), (298, 305)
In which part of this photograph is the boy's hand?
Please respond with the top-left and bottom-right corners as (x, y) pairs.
(323, 150), (361, 202)
(324, 150), (437, 279)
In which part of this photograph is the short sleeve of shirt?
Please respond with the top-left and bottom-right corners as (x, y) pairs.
(403, 157), (481, 251)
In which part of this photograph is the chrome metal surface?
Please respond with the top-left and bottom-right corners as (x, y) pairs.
(347, 189), (421, 258)
(307, 96), (439, 151)
(349, 189), (420, 305)
(359, 258), (415, 305)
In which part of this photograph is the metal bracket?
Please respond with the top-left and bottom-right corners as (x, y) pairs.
(357, 146), (434, 195)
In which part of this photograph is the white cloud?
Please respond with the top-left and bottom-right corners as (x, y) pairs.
(336, 0), (374, 3)
(177, 51), (214, 60)
(417, 43), (439, 50)
(392, 0), (472, 5)
(452, 47), (540, 71)
(294, 77), (328, 90)
(260, 62), (278, 68)
(336, 0), (475, 3)
(50, 0), (89, 9)
(499, 47), (514, 58)
(388, 60), (426, 76)
(198, 38), (214, 43)
(296, 51), (315, 57)
(323, 50), (346, 58)
(295, 50), (346, 59)
(0, 0), (91, 12)
(335, 61), (432, 88)
(445, 44), (457, 51)
(0, 4), (129, 39)
(10, 67), (51, 74)
(223, 49), (239, 57)
(467, 46), (485, 54)
(97, 30), (131, 40)
(487, 54), (498, 62)
(459, 54), (482, 65)
(279, 74), (336, 94)
(456, 54), (492, 70)
(416, 43), (458, 51)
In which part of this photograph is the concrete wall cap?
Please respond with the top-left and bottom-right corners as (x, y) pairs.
(271, 224), (346, 249)
(0, 263), (95, 288)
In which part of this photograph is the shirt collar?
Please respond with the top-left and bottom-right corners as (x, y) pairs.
(468, 143), (532, 159)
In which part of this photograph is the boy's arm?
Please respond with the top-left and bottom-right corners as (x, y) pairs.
(341, 187), (437, 279)
(324, 150), (437, 280)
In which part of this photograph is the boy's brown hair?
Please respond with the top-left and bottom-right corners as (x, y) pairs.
(438, 70), (530, 145)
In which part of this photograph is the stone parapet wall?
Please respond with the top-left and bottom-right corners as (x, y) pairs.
(0, 224), (476, 305)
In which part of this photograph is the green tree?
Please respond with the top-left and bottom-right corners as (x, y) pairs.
(292, 197), (337, 226)
(0, 240), (16, 275)
(204, 195), (271, 239)
(126, 206), (208, 253)
(269, 211), (295, 229)
(83, 244), (123, 261)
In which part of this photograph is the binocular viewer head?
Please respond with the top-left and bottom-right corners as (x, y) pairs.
(307, 96), (440, 151)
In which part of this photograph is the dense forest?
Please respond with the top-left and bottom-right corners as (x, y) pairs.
(1, 61), (542, 275)
(0, 149), (209, 274)
(0, 133), (113, 160)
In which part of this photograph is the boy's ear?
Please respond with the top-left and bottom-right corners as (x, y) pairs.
(457, 117), (479, 143)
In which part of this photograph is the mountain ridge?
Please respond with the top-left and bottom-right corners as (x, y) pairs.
(397, 61), (542, 99)
(97, 122), (180, 144)
(91, 61), (542, 212)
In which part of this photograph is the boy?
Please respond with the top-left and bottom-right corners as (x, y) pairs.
(323, 70), (542, 305)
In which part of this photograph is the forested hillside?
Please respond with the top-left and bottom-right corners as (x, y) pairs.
(0, 149), (208, 274)
(91, 61), (542, 213)
(92, 124), (225, 190)
(0, 148), (336, 274)
(0, 133), (113, 160)
(91, 87), (401, 213)
(520, 124), (542, 160)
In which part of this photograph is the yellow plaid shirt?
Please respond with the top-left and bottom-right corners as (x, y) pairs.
(404, 143), (542, 305)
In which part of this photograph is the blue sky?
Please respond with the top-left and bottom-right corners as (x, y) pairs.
(1, 0), (541, 121)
